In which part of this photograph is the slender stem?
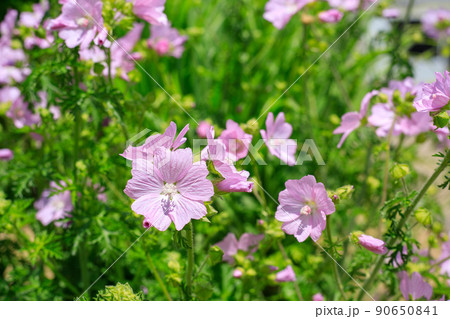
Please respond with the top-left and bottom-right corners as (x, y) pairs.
(401, 178), (409, 196)
(185, 221), (195, 300)
(357, 151), (450, 300)
(326, 221), (346, 300)
(381, 115), (397, 205)
(145, 251), (172, 301)
(277, 241), (303, 301)
(106, 47), (112, 85)
(429, 255), (450, 271)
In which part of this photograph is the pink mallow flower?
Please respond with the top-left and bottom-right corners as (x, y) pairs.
(214, 232), (264, 264)
(202, 126), (253, 193)
(233, 269), (243, 278)
(121, 121), (189, 165)
(275, 175), (335, 242)
(357, 234), (388, 255)
(421, 9), (450, 40)
(196, 121), (211, 138)
(263, 0), (313, 29)
(131, 0), (168, 25)
(124, 147), (214, 231)
(327, 0), (359, 12)
(218, 120), (252, 161)
(260, 112), (297, 166)
(333, 90), (378, 148)
(148, 24), (187, 58)
(19, 1), (54, 49)
(275, 265), (296, 282)
(398, 271), (433, 301)
(318, 9), (344, 23)
(35, 181), (73, 227)
(414, 70), (450, 113)
(0, 149), (13, 161)
(6, 96), (41, 128)
(382, 8), (400, 19)
(313, 293), (324, 301)
(47, 0), (107, 49)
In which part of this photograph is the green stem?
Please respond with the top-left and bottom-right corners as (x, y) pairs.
(145, 251), (172, 301)
(44, 259), (79, 295)
(357, 150), (450, 300)
(193, 254), (209, 280)
(185, 221), (195, 300)
(277, 241), (303, 301)
(326, 221), (346, 300)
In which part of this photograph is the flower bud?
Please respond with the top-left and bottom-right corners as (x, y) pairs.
(353, 233), (388, 255)
(95, 282), (143, 301)
(414, 208), (432, 226)
(390, 163), (410, 179)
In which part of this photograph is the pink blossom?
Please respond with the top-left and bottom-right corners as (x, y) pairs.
(214, 232), (264, 264)
(313, 293), (324, 301)
(121, 121), (189, 164)
(218, 120), (252, 161)
(260, 112), (297, 166)
(263, 0), (313, 29)
(318, 9), (344, 23)
(398, 271), (433, 301)
(421, 9), (450, 40)
(47, 0), (107, 49)
(0, 44), (30, 84)
(0, 86), (20, 104)
(35, 181), (73, 227)
(6, 96), (41, 128)
(434, 127), (450, 148)
(124, 147), (214, 231)
(196, 121), (211, 138)
(413, 71), (450, 113)
(382, 8), (400, 19)
(107, 23), (144, 81)
(327, 0), (359, 12)
(275, 175), (335, 242)
(202, 126), (253, 193)
(333, 90), (378, 148)
(233, 269), (243, 278)
(36, 91), (61, 120)
(148, 24), (187, 58)
(0, 149), (14, 161)
(0, 9), (18, 42)
(19, 0), (48, 28)
(358, 234), (388, 255)
(275, 265), (296, 282)
(131, 0), (168, 25)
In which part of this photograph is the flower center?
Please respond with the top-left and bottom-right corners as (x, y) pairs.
(432, 93), (437, 99)
(300, 205), (312, 215)
(51, 199), (65, 211)
(155, 39), (170, 55)
(76, 17), (90, 28)
(161, 183), (178, 196)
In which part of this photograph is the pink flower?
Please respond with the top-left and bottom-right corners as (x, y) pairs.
(333, 90), (378, 148)
(47, 0), (107, 49)
(0, 9), (18, 42)
(263, 0), (313, 29)
(233, 269), (243, 278)
(382, 8), (400, 19)
(36, 91), (61, 120)
(6, 96), (41, 128)
(398, 271), (433, 301)
(107, 23), (144, 81)
(357, 234), (388, 255)
(148, 24), (187, 58)
(124, 147), (214, 231)
(413, 71), (450, 113)
(434, 126), (450, 148)
(312, 293), (324, 301)
(260, 112), (297, 166)
(318, 9), (344, 23)
(275, 175), (335, 242)
(121, 121), (189, 164)
(131, 0), (168, 25)
(0, 86), (20, 104)
(214, 232), (264, 264)
(19, 0), (48, 28)
(275, 265), (296, 282)
(327, 0), (359, 12)
(202, 126), (253, 193)
(196, 121), (211, 138)
(218, 120), (252, 161)
(421, 9), (450, 40)
(0, 149), (13, 161)
(35, 181), (73, 227)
